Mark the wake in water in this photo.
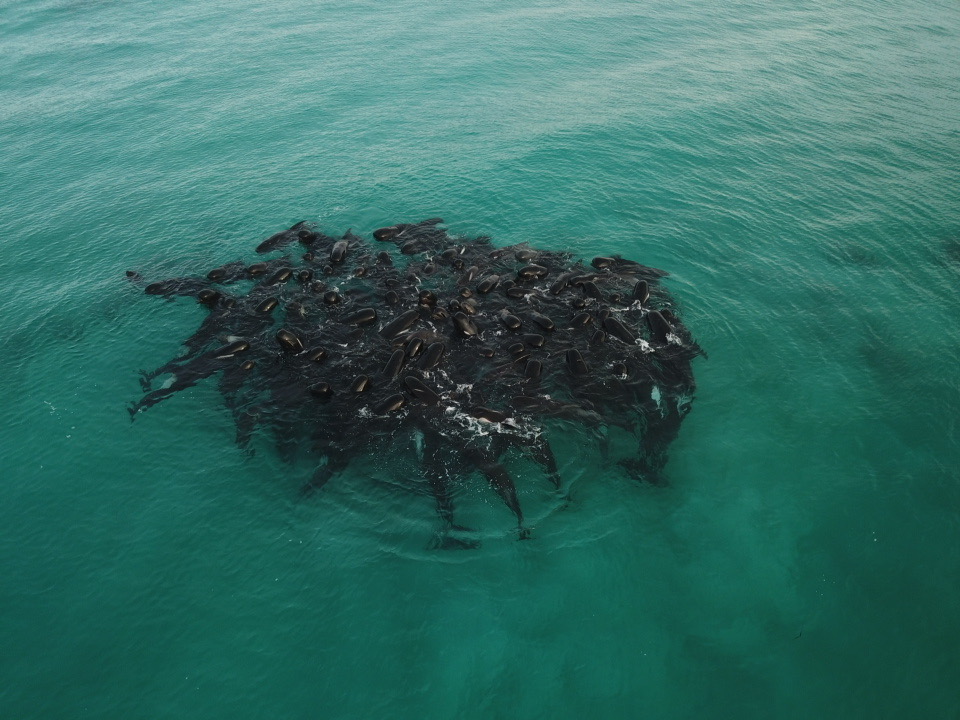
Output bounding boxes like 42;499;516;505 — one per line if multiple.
128;219;703;545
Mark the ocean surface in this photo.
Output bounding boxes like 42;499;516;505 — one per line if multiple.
2;0;959;717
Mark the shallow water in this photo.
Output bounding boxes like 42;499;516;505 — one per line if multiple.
2;0;959;717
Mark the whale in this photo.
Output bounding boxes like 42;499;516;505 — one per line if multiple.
131;218;703;541
256;221;308;254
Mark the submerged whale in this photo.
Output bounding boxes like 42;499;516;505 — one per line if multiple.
129;219;703;544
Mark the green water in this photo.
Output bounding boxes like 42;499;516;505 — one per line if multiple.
2;0;959;717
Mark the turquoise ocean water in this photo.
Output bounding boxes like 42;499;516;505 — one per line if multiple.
2;0;959;717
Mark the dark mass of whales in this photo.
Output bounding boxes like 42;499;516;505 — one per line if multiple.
129;219;703;544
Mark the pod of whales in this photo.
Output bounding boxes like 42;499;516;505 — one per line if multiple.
128;219;703;545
